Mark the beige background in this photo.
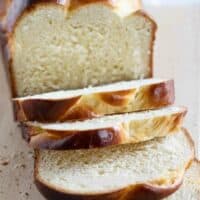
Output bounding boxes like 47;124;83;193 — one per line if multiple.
0;3;200;200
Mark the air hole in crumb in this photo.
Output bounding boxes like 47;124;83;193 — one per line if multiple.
53;36;57;41
113;65;119;69
98;170;105;175
56;159;63;165
49;20;53;25
84;161;89;165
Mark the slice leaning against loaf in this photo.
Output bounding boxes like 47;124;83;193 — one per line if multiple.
13;78;175;123
21;106;187;150
34;129;194;200
8;0;156;97
166;159;200;200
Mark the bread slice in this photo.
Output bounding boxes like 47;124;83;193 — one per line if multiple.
34;129;194;200
166;159;200;200
8;0;156;97
13;78;174;123
21;106;187;150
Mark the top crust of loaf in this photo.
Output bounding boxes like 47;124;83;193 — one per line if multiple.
31;0;142;12
7;0;156;97
0;0;142;34
34;128;194;200
0;0;142;32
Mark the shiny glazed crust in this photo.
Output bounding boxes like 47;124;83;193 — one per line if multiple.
34;128;195;200
3;0;156;97
21;107;187;150
14;80;175;122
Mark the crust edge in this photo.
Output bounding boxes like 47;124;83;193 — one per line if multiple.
34;128;195;200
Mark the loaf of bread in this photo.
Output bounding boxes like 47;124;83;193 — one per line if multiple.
22;106;187;150
7;0;156;97
14;78;174;122
166;159;200;200
34;129;194;200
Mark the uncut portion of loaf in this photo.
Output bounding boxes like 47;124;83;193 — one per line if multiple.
35;129;194;200
14;78;174;122
22;106;186;150
9;0;156;97
166;159;200;200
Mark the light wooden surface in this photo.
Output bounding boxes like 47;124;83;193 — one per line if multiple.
0;3;199;200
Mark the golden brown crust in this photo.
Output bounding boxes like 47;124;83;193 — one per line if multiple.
22;125;125;150
14;96;81;122
14;80;174;122
34;128;195;200
1;0;142;34
27;0;142;12
99;89;136;106
21;107;186;150
35;178;182;200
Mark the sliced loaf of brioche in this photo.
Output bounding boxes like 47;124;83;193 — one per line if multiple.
8;0;156;97
22;106;186;150
14;78;174;122
34;129;194;200
166;159;200;200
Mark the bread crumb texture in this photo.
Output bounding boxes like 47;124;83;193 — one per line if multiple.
12;4;155;96
37;132;192;193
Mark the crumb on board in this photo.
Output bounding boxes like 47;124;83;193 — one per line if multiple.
1;160;9;166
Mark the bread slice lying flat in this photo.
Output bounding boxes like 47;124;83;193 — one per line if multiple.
34;129;194;200
14;78;174;123
22;106;186;150
166;159;200;200
8;0;156;97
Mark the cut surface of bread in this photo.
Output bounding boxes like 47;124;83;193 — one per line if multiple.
9;0;156;97
35;129;194;200
14;78;174;122
166;159;200;200
22;106;186;150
